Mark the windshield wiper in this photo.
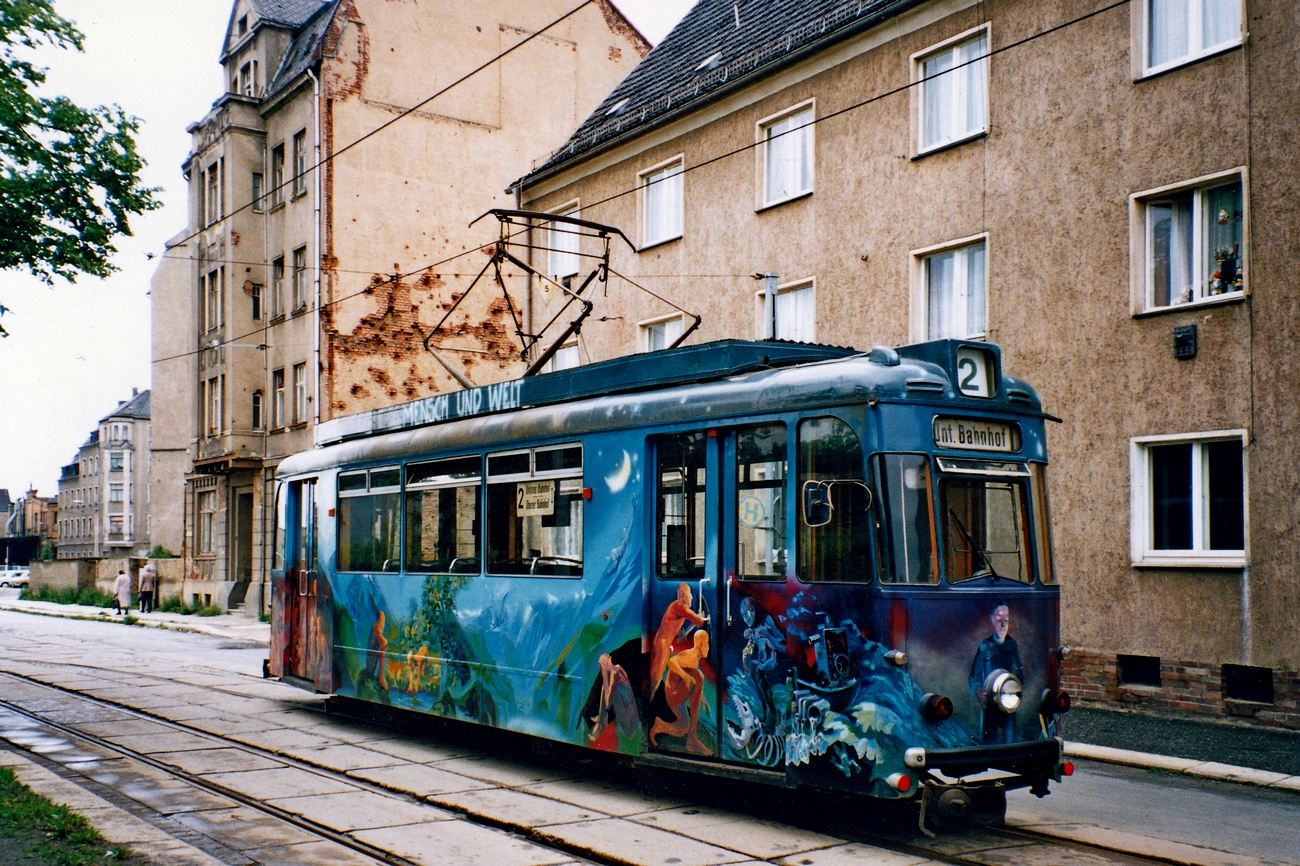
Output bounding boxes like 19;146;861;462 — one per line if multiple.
948;509;1001;580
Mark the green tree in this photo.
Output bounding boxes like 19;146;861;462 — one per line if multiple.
0;0;160;335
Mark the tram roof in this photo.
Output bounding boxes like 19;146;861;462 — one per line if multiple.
283;340;1046;479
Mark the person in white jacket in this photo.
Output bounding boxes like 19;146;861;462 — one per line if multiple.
113;570;131;615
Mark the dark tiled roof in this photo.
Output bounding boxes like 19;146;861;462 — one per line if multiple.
524;0;922;182
100;390;151;423
257;0;333;27
265;1;338;101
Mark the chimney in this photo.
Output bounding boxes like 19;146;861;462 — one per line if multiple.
132;387;138;397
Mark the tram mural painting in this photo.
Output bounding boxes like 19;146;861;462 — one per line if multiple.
269;340;1073;815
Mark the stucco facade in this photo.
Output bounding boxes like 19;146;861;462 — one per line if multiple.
150;0;648;614
515;0;1299;723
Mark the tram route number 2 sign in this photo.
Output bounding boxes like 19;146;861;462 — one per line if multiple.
517;480;555;516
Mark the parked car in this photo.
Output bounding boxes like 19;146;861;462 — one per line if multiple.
0;567;30;588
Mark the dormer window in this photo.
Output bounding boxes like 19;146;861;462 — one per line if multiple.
238;15;248;35
239;61;257;97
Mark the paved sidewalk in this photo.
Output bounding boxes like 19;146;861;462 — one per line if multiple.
0;595;270;643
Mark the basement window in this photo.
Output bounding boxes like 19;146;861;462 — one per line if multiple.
1222;664;1274;704
1117;654;1162;687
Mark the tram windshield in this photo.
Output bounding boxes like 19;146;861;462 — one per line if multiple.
939;474;1031;584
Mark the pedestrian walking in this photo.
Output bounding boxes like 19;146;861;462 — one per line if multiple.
113;569;131;615
139;563;156;614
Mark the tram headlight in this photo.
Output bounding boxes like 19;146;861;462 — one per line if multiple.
983;669;1022;714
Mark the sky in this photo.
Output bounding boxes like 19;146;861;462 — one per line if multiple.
0;0;695;502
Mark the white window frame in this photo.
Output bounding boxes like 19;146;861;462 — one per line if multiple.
547;340;580;373
1136;0;1243;78
292;362;307;424
292;246;308;311
638;155;684;250
639;313;685;352
292;130;308;197
912;25;990;157
109;483;124;503
1130;429;1247;568
272;369;286;429
753;278;816;343
756;100;815;209
909;233;988;342
1129;168;1247;315
547;201;582;285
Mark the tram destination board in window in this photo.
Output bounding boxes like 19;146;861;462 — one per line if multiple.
933;417;1020;452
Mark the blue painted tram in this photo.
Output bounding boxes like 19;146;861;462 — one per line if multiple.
270;339;1072;815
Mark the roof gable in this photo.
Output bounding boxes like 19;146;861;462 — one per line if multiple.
222;0;334;61
526;0;923;180
99;390;151;423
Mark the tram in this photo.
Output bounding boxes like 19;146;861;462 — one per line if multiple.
269;338;1072;818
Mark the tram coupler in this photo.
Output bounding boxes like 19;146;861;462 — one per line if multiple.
918;778;1007;836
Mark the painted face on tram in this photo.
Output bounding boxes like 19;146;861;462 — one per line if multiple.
990;605;1010;643
677;583;692;607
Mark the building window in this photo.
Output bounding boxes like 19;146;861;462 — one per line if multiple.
204;269;224;331
759;103;814;207
204;161;222;225
293;130;307;196
914;238;986;341
755;280;816;342
1131;432;1245;566
238;61;256;96
916;28;989;154
641;315;683;352
292;246;308;310
271;144;285;206
108;515;124;539
252;172;264;212
251;391;264;430
1144;0;1241;74
1136;174;1244;311
206;376;223;435
271;369;286;428
639;157;683;248
548;341;580;372
250;284;263;321
292;362;307;424
237;14;248;35
109;452;123;472
197;490;216;554
271;257;284;318
109;483;124;503
547;204;581;285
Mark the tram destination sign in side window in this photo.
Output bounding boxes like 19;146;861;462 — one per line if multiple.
486;444;584;577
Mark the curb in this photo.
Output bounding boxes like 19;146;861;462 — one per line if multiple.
1064;741;1300;795
0;599;270;644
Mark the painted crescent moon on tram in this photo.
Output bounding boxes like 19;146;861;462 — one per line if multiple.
605;449;633;494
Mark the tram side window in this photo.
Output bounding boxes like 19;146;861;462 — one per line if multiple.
274;482;287;572
873;453;938;584
338;467;401;573
1030;463;1056;584
292;479;317;571
737;424;787;580
798;417;871;583
405;456;481;574
940;477;1031;584
486;444;583;577
657;433;707;580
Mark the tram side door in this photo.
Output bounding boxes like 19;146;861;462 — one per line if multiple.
283;479;318;683
648;431;722;758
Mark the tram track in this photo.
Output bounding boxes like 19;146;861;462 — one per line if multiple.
0;663;1210;866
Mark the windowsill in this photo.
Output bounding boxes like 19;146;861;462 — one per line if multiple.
638;235;682;253
756;189;813;213
269;314;286;325
269;201;285;213
1136;41;1242;83
291;189;308;201
288;422;308;431
913;130;988;161
1133;291;1245;318
1132;555;1246;569
290;305;309;317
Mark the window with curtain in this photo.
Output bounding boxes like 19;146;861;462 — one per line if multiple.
1133;434;1244;564
642;316;683;352
641;159;683;247
548;207;581;284
775;283;815;343
1147;0;1240;73
762;105;814;205
1144;177;1243;309
925;241;986;340
918;32;988;153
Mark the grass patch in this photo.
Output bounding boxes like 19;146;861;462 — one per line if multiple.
154;597;223;617
0;766;138;865
19;587;115;608
121;614;138;626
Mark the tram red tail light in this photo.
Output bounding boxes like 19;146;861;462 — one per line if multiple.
1061;761;1075;777
920;693;953;722
886;772;912;793
1040;688;1072;717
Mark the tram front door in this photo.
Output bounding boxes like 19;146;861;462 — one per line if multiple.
648;424;790;766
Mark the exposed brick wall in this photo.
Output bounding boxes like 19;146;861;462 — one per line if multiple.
1061;649;1300;731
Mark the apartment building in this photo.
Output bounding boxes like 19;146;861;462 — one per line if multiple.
514;0;1299;726
57;390;151;560
150;0;648;612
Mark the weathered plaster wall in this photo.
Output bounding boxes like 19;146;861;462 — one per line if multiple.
319;0;648;417
522;0;1298;672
